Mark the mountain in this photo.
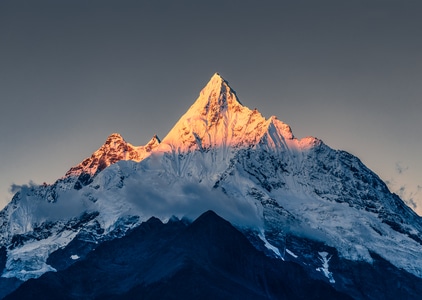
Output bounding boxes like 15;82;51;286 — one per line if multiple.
66;133;160;190
0;73;421;298
5;211;350;300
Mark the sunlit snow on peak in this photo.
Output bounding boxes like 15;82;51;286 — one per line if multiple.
159;73;304;153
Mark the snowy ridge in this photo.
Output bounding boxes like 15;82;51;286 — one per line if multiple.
0;73;422;283
65;133;160;178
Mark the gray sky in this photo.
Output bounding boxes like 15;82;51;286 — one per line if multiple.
1;0;421;215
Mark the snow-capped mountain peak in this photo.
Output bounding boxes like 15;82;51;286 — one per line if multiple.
159;73;286;152
1;73;422;297
65;133;160;187
195;72;244;113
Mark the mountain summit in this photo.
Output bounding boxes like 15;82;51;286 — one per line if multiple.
160;73;295;156
65;133;160;189
0;73;421;298
182;72;244;117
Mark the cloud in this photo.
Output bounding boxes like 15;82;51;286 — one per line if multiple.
405;197;418;210
395;162;409;174
123;176;262;228
385;177;421;215
397;185;406;197
393;184;420;213
35;190;93;221
9;180;39;195
7;180;93;223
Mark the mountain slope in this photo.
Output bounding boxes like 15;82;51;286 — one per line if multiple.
0;73;421;298
5;211;350;300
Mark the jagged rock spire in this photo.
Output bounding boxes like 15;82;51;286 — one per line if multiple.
160;73;269;151
65;133;160;180
194;72;243;114
158;72;298;154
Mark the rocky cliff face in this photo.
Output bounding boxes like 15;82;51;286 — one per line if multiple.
65;133;160;189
